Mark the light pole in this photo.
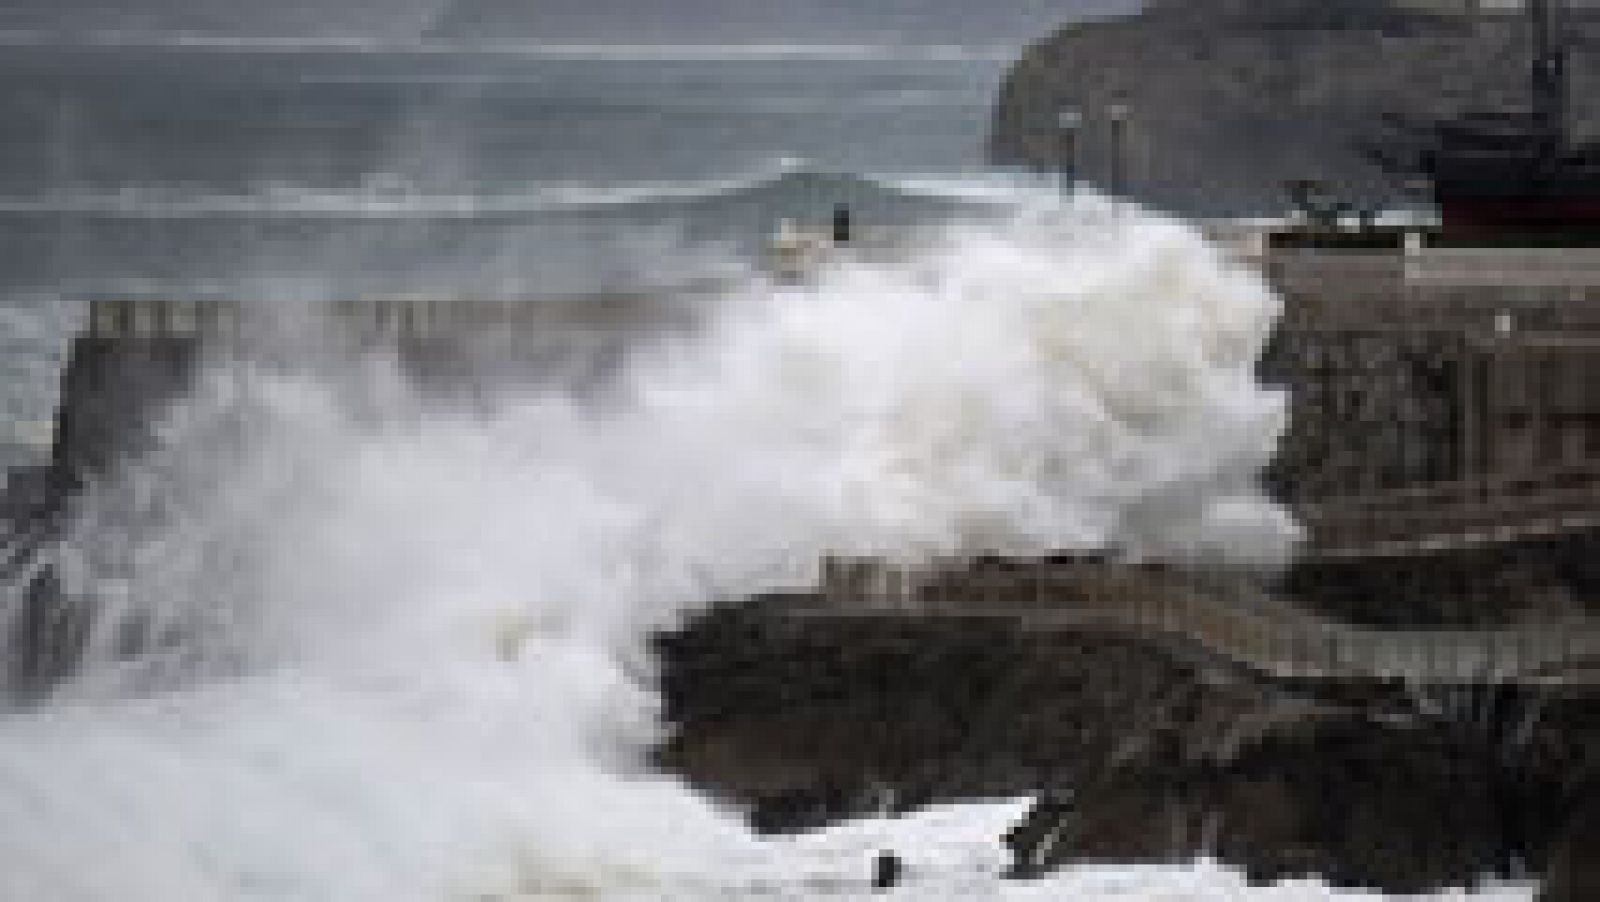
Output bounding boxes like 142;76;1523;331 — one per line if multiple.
1056;107;1082;194
1107;101;1130;198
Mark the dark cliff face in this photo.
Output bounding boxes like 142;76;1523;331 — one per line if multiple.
989;3;1600;215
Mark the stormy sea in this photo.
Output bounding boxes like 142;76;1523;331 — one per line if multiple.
0;40;1532;901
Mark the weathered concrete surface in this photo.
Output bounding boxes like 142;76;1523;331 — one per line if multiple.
1277;535;1600;627
50;336;205;490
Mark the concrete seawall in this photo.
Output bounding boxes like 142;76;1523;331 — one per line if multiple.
2;293;709;691
42;295;706;492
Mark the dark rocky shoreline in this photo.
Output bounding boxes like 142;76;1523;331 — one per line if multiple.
655;602;1600;899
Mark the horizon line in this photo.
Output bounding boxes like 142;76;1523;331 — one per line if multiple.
0;30;1039;60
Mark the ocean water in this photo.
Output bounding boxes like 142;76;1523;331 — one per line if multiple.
0;45;1013;467
0;45;1534;900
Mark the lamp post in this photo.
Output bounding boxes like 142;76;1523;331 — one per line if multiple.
1057;107;1082;194
1107;101;1130;197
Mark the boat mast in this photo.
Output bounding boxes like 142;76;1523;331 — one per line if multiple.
1530;0;1569;157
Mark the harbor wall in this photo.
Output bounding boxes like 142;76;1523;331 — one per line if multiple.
36;296;704;493
1;294;705;691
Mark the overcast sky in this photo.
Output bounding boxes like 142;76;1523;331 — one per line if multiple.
0;0;1143;45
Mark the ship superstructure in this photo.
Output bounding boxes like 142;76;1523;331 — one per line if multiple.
1383;0;1600;233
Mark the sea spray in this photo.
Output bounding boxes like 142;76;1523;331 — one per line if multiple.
0;198;1324;900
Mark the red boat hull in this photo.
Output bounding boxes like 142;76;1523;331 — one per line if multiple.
1439;197;1600;236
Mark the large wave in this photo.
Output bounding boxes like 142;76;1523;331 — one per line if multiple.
0;198;1483;900
0;161;1006;220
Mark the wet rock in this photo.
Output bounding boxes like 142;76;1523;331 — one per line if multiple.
658;606;1599;896
1541;796;1600;902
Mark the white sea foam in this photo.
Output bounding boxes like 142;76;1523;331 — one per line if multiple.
0;198;1513;900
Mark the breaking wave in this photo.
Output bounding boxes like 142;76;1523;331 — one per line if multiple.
0;196;1468;900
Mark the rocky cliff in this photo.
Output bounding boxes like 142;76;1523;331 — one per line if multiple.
990;1;1600;214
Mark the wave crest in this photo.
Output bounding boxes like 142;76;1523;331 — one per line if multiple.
1;199;1295;899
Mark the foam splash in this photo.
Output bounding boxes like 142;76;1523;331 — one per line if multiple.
0;198;1345;900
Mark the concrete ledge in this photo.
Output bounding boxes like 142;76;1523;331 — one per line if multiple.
83;295;703;341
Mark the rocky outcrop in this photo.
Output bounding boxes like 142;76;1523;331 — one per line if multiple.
1024;711;1579;893
655;605;1288;831
989;1;1600;214
656;603;1600;896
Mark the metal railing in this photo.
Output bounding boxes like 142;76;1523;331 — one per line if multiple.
798;558;1600;686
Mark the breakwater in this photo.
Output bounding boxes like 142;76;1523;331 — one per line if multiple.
3;294;705;692
42;295;703;488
